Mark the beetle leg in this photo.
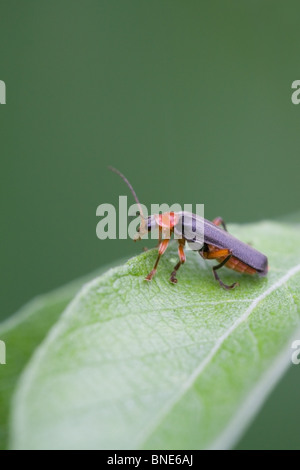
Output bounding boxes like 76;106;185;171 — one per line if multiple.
212;217;228;231
144;227;162;252
170;240;186;284
212;255;239;290
199;246;239;290
156;226;162;247
145;239;169;281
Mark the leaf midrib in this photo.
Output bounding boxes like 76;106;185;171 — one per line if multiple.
136;261;300;449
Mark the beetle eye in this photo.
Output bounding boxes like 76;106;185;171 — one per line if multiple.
147;217;154;231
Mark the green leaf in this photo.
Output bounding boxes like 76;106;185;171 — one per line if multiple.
0;261;125;450
10;222;300;450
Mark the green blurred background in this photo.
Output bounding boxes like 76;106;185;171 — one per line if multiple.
1;0;299;449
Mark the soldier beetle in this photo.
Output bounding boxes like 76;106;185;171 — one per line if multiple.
109;167;268;290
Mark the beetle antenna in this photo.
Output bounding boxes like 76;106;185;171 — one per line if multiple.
108;166;146;231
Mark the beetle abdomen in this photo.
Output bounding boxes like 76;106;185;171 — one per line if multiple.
217;255;257;275
206;244;258;275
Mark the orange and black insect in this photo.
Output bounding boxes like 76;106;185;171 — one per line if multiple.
109;167;268;290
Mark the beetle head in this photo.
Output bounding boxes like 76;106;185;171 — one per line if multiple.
134;215;157;241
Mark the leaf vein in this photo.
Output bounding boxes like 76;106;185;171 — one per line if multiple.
137;262;300;448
